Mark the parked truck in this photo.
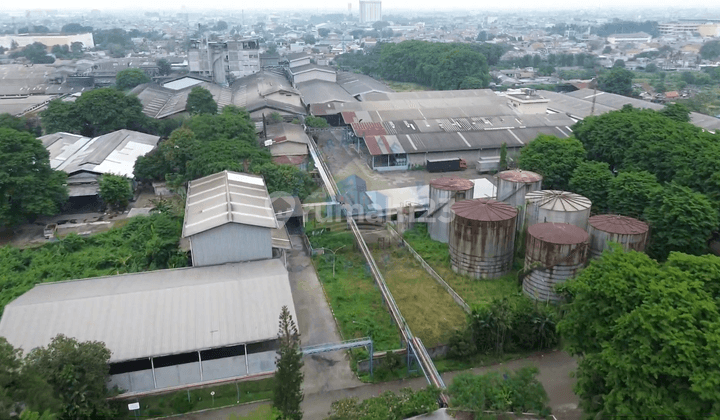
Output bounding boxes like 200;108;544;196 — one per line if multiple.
426;158;467;173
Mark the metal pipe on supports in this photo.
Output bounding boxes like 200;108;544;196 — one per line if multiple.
150;357;158;389
369;341;373;378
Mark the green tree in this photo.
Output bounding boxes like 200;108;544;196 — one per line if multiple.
598;67;633;96
273;306;304;420
10;42;54;64
99;174;133;210
644;182;718;260
659;102;691;123
518;134;586;190
0;113;41;136
557;248;720;419
499;142;508;170
612;59;625;68
0;128;68;227
115;68;150;90
303;35;316;45
156;58;172;76
568;161;614;212
186;86;218;115
327;387;440;420
645;62;658;73
607;170;661;218
42;88;151;137
25;335;116;420
700;40;720;60
268;112;283;124
304;116;329;128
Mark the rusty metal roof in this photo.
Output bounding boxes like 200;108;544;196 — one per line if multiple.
430;177;475;191
451;198;517;221
528;222;589;245
525;190;592;212
364;135;406;156
351;122;387;136
588;214;649;235
497;169;542;183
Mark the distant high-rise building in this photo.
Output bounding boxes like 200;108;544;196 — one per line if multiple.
359;0;382;23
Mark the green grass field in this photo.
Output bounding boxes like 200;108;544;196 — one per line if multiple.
372;247;467;347
308;223;401;352
403;224;522;308
134;378;274;418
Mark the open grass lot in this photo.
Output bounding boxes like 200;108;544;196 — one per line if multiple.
134;378;273;418
372;247;467;347
307;222;401;351
403;224;522;307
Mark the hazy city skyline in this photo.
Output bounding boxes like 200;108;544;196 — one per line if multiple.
3;0;720;13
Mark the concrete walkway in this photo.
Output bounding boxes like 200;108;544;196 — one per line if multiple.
183;350;580;420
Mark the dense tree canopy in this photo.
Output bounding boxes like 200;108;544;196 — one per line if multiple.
518;134;586;191
9;42;54;64
569;161;614;212
42;88;154;137
0;113;41;137
598;67;633;96
644;182;718;260
115;68;150;90
558;248;720;419
134;107;315;199
186;86;218;115
0;128;67;227
606;170;662;218
99;174;133;210
700;40;720;60
156;58;172;76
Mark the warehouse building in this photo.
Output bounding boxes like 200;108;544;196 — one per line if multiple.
311;89;576;171
0;259;297;394
40;129;160;199
183;171;292;267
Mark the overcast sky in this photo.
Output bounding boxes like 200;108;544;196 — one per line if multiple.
5;0;720;13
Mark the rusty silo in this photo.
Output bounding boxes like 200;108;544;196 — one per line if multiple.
496;169;543;232
523;223;588;303
449;199;518;279
428;177;474;243
587;214;649;259
524;190;592;231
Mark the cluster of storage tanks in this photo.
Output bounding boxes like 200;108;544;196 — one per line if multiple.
429;170;650;303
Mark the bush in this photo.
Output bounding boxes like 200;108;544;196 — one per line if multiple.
170;392;195;413
305;116;330;128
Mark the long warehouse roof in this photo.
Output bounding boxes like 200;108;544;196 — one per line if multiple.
0;259;296;362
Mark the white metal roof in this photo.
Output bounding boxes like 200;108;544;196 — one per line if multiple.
163;76;205;90
40;130;160;178
183;171;279;238
0;259;296;362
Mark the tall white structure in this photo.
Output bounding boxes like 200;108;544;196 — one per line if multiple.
188;38;260;85
359;0;382;23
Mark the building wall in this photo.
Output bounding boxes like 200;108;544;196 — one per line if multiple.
289;57;311;68
190;224;272;267
359;0;382;23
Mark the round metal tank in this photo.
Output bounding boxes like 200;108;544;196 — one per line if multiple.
496;170;543;232
587;214;649;259
524;190;592;231
449;199;518;279
428;177;474;243
523;223;588;303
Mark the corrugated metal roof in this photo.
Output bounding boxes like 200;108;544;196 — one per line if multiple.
183;171;278;238
588;214;649;235
0;259;296;362
40;130;160;178
430;177;474;191
525;190;592;212
451;198;517;221
364;135;406;156
497;169;543;183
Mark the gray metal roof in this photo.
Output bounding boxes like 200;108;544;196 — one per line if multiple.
40;130;160;177
232;72;305;116
297;79;356;105
336;72;393;97
183;171;278;238
0;259;296;362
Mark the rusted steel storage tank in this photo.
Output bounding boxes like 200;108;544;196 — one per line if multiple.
428;177;474;243
449;199;518;279
496;170;543;232
587;214;649;259
523;223;588;303
524;190;592;231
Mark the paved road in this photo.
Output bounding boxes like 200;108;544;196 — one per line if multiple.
286;235;361;395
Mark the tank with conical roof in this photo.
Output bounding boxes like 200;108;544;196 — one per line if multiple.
427;177;474;243
496;170;543;231
523;222;588;303
587;214;649;259
524;190;592;231
449;199;518;279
